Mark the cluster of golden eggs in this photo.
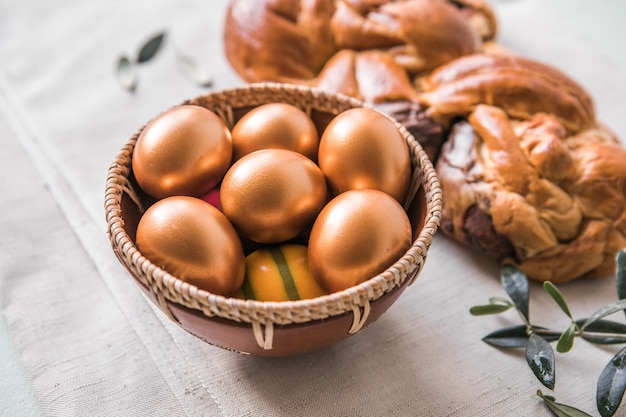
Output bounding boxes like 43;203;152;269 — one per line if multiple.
131;102;415;302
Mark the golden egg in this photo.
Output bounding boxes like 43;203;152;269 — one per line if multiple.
231;103;319;162
308;189;412;293
135;196;245;296
235;244;327;301
220;149;327;243
318;107;411;203
132;105;232;199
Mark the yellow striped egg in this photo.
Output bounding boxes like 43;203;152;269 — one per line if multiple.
235;244;327;301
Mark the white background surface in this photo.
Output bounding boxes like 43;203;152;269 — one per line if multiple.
2;1;626;416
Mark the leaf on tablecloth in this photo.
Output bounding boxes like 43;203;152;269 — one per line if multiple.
556;323;576;353
501;265;529;321
482;324;529;348
597;346;626;417
526;333;555;390
537;390;593;417
544;281;573;320
137;31;166;63
177;51;213;87
116;55;137;92
616;250;626;318
582;300;626;331
577;318;626;345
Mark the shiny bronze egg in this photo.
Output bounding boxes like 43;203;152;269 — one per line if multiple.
135;196;245;296
231;103;319;162
308;189;412;293
132;105;232;199
318;107;411;203
220;149;327;243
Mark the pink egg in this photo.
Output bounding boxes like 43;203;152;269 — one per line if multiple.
200;186;222;210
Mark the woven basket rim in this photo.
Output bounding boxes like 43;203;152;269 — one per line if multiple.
105;82;443;327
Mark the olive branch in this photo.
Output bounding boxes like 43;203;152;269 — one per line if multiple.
470;250;626;417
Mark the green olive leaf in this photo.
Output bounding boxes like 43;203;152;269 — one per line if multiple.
137;31;166;63
576;318;626;345
582;300;626;331
177;51;213;87
489;296;513;305
576;318;626;334
597;346;626;417
482;325;559;348
482;324;530;348
526;333;555;390
583;334;626;345
616;250;626;318
501;265;530;321
537;390;594;417
541;392;557;402
116;55;137;92
544;281;573;319
556;323;577;353
469;303;512;316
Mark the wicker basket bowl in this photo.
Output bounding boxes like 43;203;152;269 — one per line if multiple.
105;83;442;357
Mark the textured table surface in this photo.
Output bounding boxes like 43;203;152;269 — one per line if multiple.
2;1;626;416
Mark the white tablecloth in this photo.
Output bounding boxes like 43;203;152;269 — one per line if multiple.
2;1;626;416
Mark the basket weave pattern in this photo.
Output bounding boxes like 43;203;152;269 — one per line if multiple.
105;83;442;335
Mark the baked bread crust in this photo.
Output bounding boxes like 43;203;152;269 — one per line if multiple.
426;55;626;282
417;53;595;132
224;0;336;83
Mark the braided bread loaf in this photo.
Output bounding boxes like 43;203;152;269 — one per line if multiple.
223;0;626;282
419;54;626;282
